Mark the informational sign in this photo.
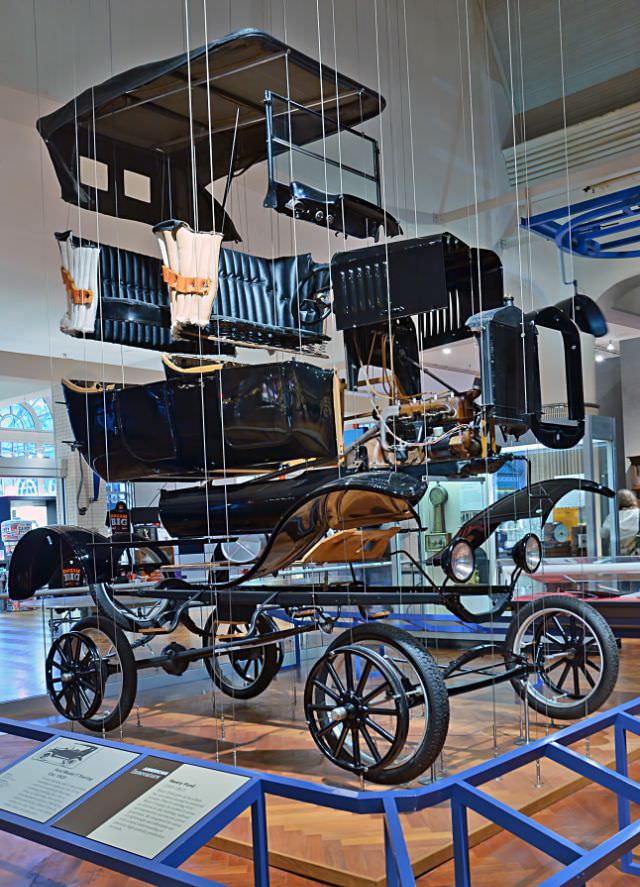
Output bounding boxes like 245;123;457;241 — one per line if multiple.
0;738;138;823
56;755;248;858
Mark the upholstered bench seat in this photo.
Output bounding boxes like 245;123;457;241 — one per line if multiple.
57;232;330;354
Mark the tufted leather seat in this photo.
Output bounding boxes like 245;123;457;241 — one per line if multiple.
203;248;329;348
62;235;330;353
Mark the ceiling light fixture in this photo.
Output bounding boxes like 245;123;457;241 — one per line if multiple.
595;354;604;363
606;340;615;352
442;347;452;356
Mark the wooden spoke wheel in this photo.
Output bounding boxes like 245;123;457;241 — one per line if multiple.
46;631;103;722
305;644;409;778
203;612;280;699
66;617;138;732
323;623;450;784
506;595;619;720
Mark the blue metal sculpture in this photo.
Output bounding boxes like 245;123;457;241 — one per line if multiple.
522;185;640;258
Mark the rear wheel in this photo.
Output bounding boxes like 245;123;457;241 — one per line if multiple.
69;616;137;732
314;623;449;784
203;612;279;699
46;632;103;722
306;644;410;776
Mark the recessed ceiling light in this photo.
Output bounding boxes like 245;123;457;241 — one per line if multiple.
442;347;452;356
595;354;604;363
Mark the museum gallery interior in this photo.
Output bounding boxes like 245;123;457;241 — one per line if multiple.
1;0;640;884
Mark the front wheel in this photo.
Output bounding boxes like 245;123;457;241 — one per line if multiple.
506;594;619;721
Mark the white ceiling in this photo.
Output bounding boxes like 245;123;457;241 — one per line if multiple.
485;0;640;114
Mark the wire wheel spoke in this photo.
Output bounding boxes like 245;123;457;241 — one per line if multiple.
366;707;399;716
355;658;373;696
545;658;570;673
334;723;349;758
572;665;581;697
77;684;93;713
350;726;361;767
553;661;572;692
362;683;387;704
236;659;251;679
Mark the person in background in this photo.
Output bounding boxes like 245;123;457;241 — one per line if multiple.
602;489;640;556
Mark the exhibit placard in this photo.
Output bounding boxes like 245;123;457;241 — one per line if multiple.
0;738;139;823
56;755;249;858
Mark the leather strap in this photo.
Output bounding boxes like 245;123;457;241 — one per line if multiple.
162;265;212;296
61;267;93;306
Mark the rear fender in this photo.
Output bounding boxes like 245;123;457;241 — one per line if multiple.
8;526;112;600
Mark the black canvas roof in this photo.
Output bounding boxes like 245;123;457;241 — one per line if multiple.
37;28;386;233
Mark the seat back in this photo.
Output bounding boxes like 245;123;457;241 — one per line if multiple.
214;249;327;334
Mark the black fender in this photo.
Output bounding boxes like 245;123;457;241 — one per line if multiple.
435;477;613;555
8;526;112;601
554;292;608;338
8;526;169;601
213;469;426;588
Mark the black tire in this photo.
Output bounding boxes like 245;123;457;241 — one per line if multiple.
71;616;138;732
326;623;449;784
505;594;619;721
203;612;279;699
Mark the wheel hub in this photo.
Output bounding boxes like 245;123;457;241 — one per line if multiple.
330;694;368;725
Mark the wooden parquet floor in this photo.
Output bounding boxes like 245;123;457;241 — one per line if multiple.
0;612;639;885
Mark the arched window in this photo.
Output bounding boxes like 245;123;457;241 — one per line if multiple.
28;398;54;431
0;398;55;460
0;404;36;431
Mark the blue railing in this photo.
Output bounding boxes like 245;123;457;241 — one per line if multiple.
1;699;640;885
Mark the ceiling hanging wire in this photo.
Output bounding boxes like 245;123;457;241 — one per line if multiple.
282;0;304;357
200;0;225;766
32;0;60;704
463;0;502;755
397;0;435;693
504;0;531;490
514;0;536;320
373;0;397;414
557;0;578;295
